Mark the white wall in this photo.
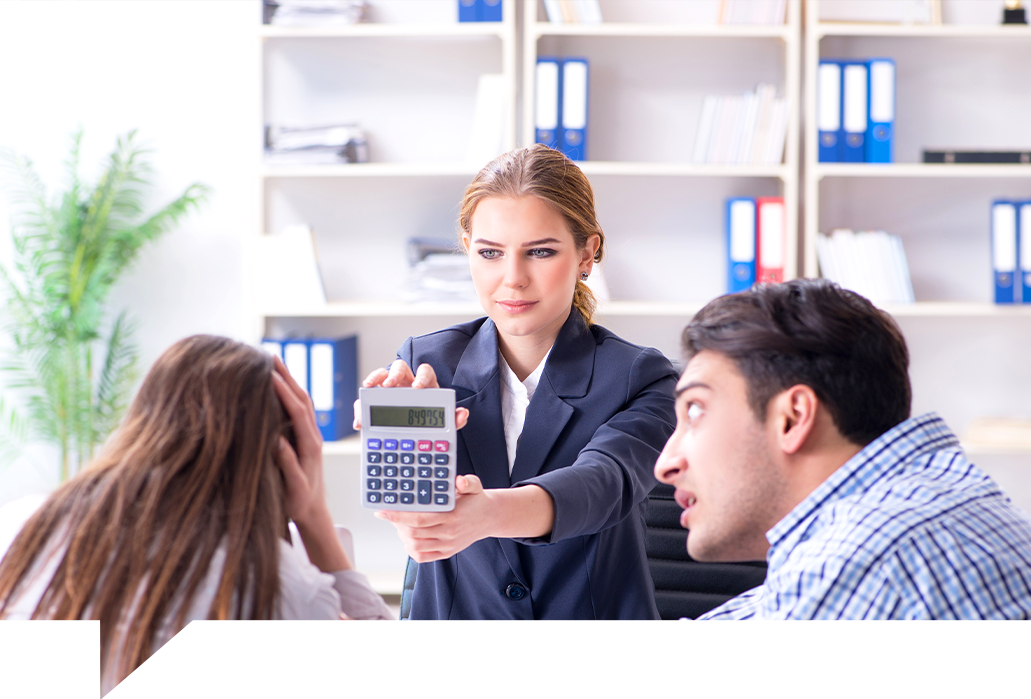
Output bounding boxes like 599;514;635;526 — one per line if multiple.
0;0;260;503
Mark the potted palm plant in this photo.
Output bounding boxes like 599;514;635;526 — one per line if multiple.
0;130;210;481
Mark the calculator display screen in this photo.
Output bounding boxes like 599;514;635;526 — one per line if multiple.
370;406;447;429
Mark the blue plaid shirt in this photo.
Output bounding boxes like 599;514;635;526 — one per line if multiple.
701;413;1031;619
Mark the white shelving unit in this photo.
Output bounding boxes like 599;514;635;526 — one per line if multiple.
802;1;1031;498
521;0;801;357
257;0;519;594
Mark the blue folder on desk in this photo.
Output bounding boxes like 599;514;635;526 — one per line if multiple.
866;58;895;163
992;200;1018;304
841;61;868;163
727;197;757;293
817;61;842;162
478;639;655;659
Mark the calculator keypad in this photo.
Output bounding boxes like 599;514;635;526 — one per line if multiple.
364;437;454;512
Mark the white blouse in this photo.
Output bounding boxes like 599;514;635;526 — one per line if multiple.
498;348;551;476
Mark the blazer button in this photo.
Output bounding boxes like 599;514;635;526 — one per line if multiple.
505;583;527;601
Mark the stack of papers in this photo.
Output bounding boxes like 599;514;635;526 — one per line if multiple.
265;124;369;165
693;84;788;165
402;238;477;304
816;229;915;306
267;0;368;26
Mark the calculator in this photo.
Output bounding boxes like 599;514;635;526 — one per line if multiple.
359;387;457;512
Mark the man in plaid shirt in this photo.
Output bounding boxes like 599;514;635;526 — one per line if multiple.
655;279;1031;619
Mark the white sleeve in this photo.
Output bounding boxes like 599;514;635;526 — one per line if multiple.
329;570;395;620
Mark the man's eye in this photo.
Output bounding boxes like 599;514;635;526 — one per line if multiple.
686;403;703;421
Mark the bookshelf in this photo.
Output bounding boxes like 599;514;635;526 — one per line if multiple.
522;0;802;354
257;0;518;594
802;1;1031;490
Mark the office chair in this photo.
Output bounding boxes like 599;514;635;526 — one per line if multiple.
645;482;767;619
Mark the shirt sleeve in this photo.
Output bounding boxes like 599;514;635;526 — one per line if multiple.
512;346;678;544
276;540;393;620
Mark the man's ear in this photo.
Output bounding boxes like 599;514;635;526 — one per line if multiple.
769;384;819;455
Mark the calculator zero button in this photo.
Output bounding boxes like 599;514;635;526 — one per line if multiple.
367;492;381;503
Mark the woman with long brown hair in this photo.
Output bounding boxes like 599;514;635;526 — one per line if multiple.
0;335;391;693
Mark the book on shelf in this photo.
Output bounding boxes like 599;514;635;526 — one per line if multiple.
542;0;602;24
924;150;1031;165
265;0;368;26
818;59;895;163
718;0;786;25
693;84;787;165
253;225;326;310
816;228;914;305
534;57;589;161
265;124;369;165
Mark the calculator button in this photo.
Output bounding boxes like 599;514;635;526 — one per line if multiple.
366;439;381;450
434;441;449;452
384;439;398;450
417;441;432;452
384;479;398;491
384;452;398;464
434;467;449;479
434;480;449;492
384;466;398;478
400;466;415;478
367;479;381;490
400;453;415;465
367;452;382;463
417;466;432;479
367;465;381;477
400;493;414;504
434;454;450;465
401;480;414;492
400;440;415;451
418;454;432;465
434;494;449;506
367;492;381;503
383;493;398;505
417;481;432;505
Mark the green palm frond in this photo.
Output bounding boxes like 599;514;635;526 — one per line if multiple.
0;130;210;480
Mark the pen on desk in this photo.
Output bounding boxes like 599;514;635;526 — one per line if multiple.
472;651;540;663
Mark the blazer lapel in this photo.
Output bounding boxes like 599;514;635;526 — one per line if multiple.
452;319;511;490
510;310;596;484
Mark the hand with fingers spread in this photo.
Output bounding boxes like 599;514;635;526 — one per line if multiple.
352;359;469;431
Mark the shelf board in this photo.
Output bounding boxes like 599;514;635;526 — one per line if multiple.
532;22;791;39
577;162;790;178
814;163;1031;179
260;23;506;39
879;302;1031;318
817;22;1031;38
261;162;482;178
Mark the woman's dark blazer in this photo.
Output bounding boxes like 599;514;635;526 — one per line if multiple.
399;310;678;619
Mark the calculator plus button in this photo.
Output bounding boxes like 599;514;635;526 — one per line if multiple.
417;440;432;452
400;440;415;451
417;466;432;479
367;452;382;464
400;453;415;465
366;439;382;450
434;441;449;452
384;479;398;491
367;492;381;504
417;454;432;465
434;480;449;492
384;439;398;450
417;481;432;505
400;466;415;479
384;466;398;478
434;467;449;479
366;465;381;477
401;480;414;492
367;479;381;490
384;452;398;464
383;493;398;505
434;454;450;465
434;494;449;506
400;493;414;504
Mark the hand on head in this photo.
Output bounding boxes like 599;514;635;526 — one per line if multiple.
271;354;326;527
352;360;469;430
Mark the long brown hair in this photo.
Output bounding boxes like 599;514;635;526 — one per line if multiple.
458;144;606;325
0;335;291;683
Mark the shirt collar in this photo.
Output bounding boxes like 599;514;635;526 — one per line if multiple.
765;412;960;551
498;347;551;399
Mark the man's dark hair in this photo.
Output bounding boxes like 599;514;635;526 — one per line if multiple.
683;279;911;446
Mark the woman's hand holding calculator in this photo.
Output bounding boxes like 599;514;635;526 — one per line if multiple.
352;360;469;431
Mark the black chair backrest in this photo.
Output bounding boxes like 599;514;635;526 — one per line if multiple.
646;482;767;619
